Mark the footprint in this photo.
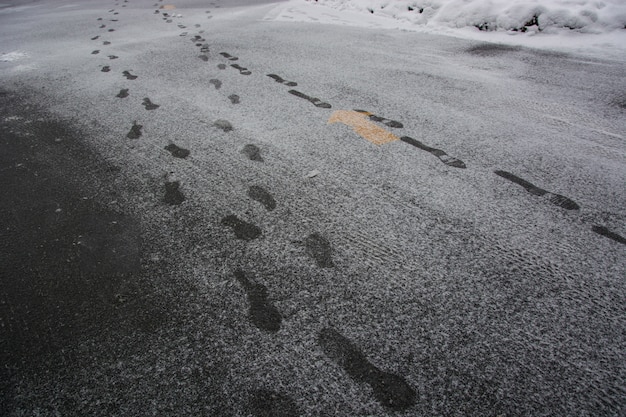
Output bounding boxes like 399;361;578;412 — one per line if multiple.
200;44;209;53
247;389;299;417
592;226;626;245
126;121;142;139
91;50;100;55
355;109;403;128
122;70;137;80
234;269;281;333
221;215;262;241
213;119;233;132
288;89;331;109
400;136;466;169
241;144;263;162
116;88;129;98
228;94;240;104
219;52;238;61
142;97;160;110
304;233;333;268
267;73;297;87
99;24;106;28
231;64;251;75
217;63;227;70
179;31;188;37
209;79;222;90
91;35;100;40
199;55;209;62
101;65;111;72
248;186;276;211
108;55;119;60
103;41;111;45
108;28;115;32
318;328;416;411
97;17;103;21
494;170;580;210
547;194;580;210
164;181;185;205
164;143;190;159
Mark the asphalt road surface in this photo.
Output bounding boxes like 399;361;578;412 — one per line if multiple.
1;0;625;416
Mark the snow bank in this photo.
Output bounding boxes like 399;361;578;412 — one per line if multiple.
307;0;626;34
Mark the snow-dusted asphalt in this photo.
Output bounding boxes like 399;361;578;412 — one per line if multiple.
1;0;625;416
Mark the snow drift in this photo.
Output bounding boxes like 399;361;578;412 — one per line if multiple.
307;0;626;34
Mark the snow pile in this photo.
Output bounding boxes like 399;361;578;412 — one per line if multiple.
307;0;626;34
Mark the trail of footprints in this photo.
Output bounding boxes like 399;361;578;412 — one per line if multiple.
264;66;621;242
257;63;616;241
85;1;625;414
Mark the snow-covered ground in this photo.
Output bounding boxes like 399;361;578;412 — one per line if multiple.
1;0;625;415
266;0;626;59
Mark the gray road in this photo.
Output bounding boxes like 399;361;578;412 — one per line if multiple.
1;0;625;416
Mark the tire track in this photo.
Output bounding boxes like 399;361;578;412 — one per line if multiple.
505;97;624;145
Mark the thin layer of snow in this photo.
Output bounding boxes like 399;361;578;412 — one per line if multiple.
0;5;38;14
265;0;626;60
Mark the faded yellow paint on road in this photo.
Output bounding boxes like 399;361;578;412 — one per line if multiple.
160;4;176;10
328;110;399;145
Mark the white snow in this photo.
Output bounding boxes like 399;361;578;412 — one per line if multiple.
0;51;28;62
265;0;626;59
310;0;626;32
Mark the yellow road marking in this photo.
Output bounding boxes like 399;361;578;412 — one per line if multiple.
160;4;176;10
328;110;399;145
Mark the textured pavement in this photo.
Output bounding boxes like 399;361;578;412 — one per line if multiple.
1;0;625;416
